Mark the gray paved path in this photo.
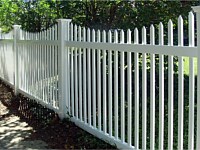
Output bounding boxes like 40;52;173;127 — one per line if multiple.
0;101;48;149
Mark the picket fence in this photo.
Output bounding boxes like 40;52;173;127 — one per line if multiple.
1;6;200;150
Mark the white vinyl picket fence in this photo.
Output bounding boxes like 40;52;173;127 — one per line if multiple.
1;6;200;150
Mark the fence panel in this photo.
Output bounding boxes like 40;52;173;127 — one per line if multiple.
17;24;59;112
0;30;14;86
66;11;198;149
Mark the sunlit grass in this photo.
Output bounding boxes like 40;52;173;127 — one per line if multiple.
184;57;197;75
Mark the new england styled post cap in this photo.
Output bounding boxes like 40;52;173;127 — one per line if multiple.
13;25;21;28
192;6;200;12
57;19;72;23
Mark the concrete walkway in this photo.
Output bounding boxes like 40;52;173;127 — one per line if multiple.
0;101;48;149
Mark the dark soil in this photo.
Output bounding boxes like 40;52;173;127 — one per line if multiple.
0;80;117;149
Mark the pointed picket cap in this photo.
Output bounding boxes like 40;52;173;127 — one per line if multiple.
30;31;34;40
33;32;36;40
87;28;91;42
70;23;74;41
20;30;23;40
178;15;184;46
55;24;58;40
45;27;49;40
78;26;82;42
114;30;118;43
44;30;47;40
50;27;53;40
44;31;46;40
159;22;164;45
142;26;146;44
168;19;173;46
26;31;29;40
92;29;96;42
30;31;32;40
120;30;124;43
42;31;44;40
29;32;32;40
189;11;194;47
34;32;36;40
108;30;112;43
102;30;106;43
134;28;139;44
51;26;55;40
39;31;41;40
97;30;101;42
127;29;131;44
74;24;78;41
34;30;37;40
25;31;27;40
150;25;155;45
83;27;86;42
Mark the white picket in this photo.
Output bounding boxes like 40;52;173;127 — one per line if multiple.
188;11;195;150
36;32;39;99
44;30;47;102
127;29;132;146
51;27;55;106
114;29;119;139
134;27;139;149
87;28;92;126
120;30;125;143
55;25;58;107
178;15;184;150
52;27;55;107
168;19;174;150
83;27;87;123
70;23;75;117
74;24;78;119
25;32;28;92
92;29;96;128
142;26;147;150
46;30;50;103
97;29;102;131
102;30;107;134
108;30;112;136
159;22;165;150
55;24;57;107
39;32;42;100
78;26;83;121
150;24;155;150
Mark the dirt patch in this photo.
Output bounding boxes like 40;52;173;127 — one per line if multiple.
0;80;116;149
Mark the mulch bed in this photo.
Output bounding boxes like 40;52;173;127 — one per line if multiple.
0;80;116;149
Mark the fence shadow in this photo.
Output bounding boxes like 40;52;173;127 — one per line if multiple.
0;80;117;149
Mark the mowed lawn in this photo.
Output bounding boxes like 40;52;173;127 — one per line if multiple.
184;57;197;75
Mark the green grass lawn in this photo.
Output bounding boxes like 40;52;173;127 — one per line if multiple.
184;57;197;75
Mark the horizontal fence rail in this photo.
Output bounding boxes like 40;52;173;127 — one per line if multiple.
0;8;200;150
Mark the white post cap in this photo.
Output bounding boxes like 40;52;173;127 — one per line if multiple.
57;19;72;23
192;6;200;13
13;25;21;28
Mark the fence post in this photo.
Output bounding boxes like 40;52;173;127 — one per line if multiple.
57;19;72;119
13;25;21;95
193;6;200;150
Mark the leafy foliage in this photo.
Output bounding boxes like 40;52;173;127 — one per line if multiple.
0;0;199;32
